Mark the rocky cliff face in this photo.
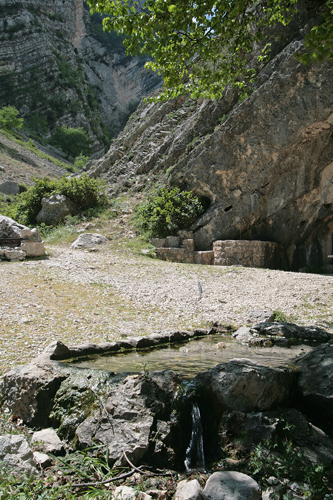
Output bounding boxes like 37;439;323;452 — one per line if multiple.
0;0;161;153
87;2;333;271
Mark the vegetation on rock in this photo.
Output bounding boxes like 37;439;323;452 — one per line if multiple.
0;105;23;131
6;175;107;226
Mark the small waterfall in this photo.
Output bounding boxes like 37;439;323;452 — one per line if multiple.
184;402;206;472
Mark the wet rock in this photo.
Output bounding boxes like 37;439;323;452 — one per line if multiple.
50;370;114;440
36;194;77;226
174;479;202;500
295;343;333;432
71;233;108;249
0;434;36;474
253;322;332;343
195;359;294;413
202;471;261;500
31;428;65;456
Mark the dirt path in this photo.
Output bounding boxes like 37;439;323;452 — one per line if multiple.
1;241;333;376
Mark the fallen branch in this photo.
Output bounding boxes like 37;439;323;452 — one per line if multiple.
122;450;173;478
72;468;139;488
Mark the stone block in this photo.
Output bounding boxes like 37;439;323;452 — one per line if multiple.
150;238;166;248
4;247;26;261
178;230;194;240
21;241;46;257
166;236;180;248
156;248;186;262
213;240;284;269
194;251;214;265
183;239;195;251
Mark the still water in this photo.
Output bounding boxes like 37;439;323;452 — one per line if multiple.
68;335;310;378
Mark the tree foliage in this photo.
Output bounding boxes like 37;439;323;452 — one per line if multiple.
50;126;92;159
0;105;24;131
87;0;332;101
135;187;208;237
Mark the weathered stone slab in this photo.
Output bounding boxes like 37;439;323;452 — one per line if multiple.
183;239;195;251
166;236;180;247
156;247;187;262
21;241;46;257
4;247;26;260
194;251;214;265
213;240;284;269
150;238;166;248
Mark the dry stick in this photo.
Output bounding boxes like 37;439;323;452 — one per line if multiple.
122;449;173;478
72;468;140;488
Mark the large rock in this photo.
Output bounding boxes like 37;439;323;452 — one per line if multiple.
295;343;333;432
202;471;261;500
31;428;65;455
75;371;181;467
36;194;77;226
174;479;202;500
195;359;295;414
0;362;68;427
71;233;108;249
0;216;46;259
0;180;20;195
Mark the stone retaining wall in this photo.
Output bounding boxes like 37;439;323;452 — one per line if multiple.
153;236;284;269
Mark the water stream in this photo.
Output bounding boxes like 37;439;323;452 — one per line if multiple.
184;402;206;472
68;334;311;378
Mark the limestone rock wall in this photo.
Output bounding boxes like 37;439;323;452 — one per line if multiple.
0;0;161;152
86;1;333;270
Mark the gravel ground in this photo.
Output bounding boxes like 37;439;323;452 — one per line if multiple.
1;241;333;376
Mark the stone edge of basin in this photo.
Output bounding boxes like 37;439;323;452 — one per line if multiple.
34;327;227;365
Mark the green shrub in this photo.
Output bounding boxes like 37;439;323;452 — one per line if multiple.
0;105;23;131
13;174;107;225
134;187;208;238
74;154;89;168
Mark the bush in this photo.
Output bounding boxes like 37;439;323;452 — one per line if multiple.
0;106;23;131
134;187;207;238
49;125;92;159
13;174;107;225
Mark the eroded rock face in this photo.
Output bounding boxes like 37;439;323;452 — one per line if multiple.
87;2;333;269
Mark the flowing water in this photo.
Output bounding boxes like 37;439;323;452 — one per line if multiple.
68;334;311;378
184;402;206;472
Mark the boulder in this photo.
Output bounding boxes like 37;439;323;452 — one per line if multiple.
295;343;333;432
0;434;36;474
253;322;332;344
36;194;77;226
174;479;202;500
33;451;53;468
75;371;180;467
0;215;32;239
3;247;26;261
202;471;261;500
0;180;20;195
31;428;65;455
0;362;68;427
195;359;295;414
71;233;108;249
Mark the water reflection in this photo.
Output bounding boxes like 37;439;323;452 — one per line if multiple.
68;335;311;378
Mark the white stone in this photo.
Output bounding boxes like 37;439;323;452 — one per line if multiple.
71;233;108;249
175;479;202;500
31;428;64;455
